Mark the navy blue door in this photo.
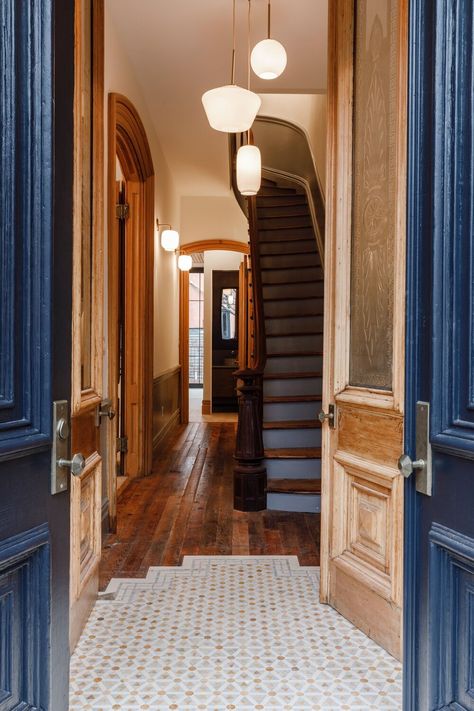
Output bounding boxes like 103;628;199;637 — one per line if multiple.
405;1;474;709
0;2;74;710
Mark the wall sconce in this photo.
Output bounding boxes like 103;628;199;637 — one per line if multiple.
177;254;193;272
157;220;180;252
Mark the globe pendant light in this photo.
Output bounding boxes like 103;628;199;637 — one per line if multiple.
157;221;180;252
237;142;261;196
202;0;261;133
251;0;287;80
177;254;193;272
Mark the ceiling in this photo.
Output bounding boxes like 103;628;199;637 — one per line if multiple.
107;0;328;197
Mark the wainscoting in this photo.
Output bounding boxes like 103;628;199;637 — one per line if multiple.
152;366;181;453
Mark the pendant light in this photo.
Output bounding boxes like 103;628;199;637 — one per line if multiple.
202;0;261;133
251;0;287;80
236;2;262;196
157;220;180;252
177;254;193;272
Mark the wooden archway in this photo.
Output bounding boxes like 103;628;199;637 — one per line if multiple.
179;239;249;423
107;93;154;530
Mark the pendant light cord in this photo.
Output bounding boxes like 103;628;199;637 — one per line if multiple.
231;0;236;84
267;0;271;39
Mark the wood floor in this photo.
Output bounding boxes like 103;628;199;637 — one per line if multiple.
100;422;320;590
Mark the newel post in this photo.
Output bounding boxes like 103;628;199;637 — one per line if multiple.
233;369;267;511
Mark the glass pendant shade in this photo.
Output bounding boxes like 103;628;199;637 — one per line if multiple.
161;229;179;252
177;254;193;272
251;38;287;79
202;85;262;133
237;144;261;196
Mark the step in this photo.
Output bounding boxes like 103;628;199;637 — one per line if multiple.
256;204;309;218
258;216;313;230
266;333;324;354
263;374;322;398
263;371;322;380
263;281;324;300
267;478;322;494
266;491;321;513
265;354;323;375
259;186;299;197
263;426;322;449
263;394;322;403
266;350;323;359
265;315;324;336
264;447;322;459
264;297;324;318
259;241;316;256
265;456;321;478
259;228;315;242
263;419;321;430
256;195;308;208
260;254;321;270
262;268;323;284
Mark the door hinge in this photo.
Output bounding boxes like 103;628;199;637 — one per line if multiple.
116;203;129;220
116;436;128;454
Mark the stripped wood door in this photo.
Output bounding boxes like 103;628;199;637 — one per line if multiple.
70;0;104;650
320;0;407;660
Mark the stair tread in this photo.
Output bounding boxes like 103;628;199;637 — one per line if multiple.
267;478;322;494
262;279;324;286
265;447;322;459
264;371;322;380
264;295;324;303
260;249;317;257
266;331;323;338
261;264;321;272
265;313;321;320
263;420;321;430
264;394;321;403
257;224;313;231
266;351;323;358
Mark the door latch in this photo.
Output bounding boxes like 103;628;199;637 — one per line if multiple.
397;401;432;496
318;404;336;428
96;398;116;427
51;400;70;495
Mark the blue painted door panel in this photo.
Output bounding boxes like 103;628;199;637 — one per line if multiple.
0;2;74;710
406;1;474;709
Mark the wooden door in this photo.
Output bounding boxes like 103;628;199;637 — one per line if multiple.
70;0;104;651
405;2;474;708
0;2;74;708
321;0;407;660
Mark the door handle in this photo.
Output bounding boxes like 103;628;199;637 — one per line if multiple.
96;399;116;427
58;453;86;477
318;404;336;428
397;454;425;479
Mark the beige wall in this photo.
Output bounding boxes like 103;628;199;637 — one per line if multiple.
180;196;248;246
202;251;243;406
105;6;180;380
258;94;328;193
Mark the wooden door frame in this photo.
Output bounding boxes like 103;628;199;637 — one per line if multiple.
107;93;154;530
179;240;249;423
320;0;408;658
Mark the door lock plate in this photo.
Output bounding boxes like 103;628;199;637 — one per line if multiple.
51;400;70;495
415;401;432;496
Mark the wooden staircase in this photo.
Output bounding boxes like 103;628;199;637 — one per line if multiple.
257;178;324;513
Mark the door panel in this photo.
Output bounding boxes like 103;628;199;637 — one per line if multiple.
321;0;407;660
70;0;104;651
0;1;74;709
405;1;474;707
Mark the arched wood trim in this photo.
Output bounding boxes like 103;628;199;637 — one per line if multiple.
179;239;249;424
107;93;154;531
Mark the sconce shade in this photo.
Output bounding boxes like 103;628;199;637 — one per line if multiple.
202;85;262;133
161;229;179;252
251;38;287;80
237;144;262;196
178;254;193;272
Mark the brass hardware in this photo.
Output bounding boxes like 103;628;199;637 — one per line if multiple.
318;404;335;428
116;203;129;220
117;436;128;454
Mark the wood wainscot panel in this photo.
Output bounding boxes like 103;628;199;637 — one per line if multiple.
337;402;403;467
153;366;181;452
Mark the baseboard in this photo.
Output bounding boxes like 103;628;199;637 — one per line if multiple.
153;408;180;453
202;400;211;415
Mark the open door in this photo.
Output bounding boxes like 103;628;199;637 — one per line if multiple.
321;0;407;660
0;2;74;709
69;0;105;651
405;2;474;708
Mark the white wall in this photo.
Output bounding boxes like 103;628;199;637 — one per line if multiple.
202;251;244;407
105;6;180;379
258;94;328;193
180;196;248;247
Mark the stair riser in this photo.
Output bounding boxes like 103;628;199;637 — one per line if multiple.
259;227;315;241
264;299;323;318
265;355;323;374
258;216;312;230
259;187;300;196
256;196;307;208
265;458;321;478
262;267;322;284
264;377;322;397
263;282;324;299
256;204;309;218
260;253;321;270
266;334;324;354
263;429;322;449
266;492;321;513
264;401;321;420
259;241;316;256
265;315;324;336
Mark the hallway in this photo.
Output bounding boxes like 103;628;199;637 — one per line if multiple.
100;422;320;591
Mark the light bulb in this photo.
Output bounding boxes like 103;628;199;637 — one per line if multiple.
251;39;287;80
178;254;193;272
237;144;261;196
161;229;179;252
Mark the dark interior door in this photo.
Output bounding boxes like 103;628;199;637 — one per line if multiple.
405;2;474;709
0;2;74;710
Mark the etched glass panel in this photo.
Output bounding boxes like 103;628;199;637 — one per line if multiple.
349;0;398;390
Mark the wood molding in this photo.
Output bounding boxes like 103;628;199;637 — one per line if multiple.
107;93;154;533
201;400;211;415
179;239;248;423
153;408;180;453
154;365;182;382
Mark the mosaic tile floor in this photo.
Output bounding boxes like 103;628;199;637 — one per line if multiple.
70;556;402;710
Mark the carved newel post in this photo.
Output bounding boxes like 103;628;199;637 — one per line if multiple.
233;369;267;511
